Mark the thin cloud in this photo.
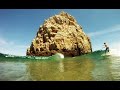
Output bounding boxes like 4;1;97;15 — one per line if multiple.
88;24;120;37
0;38;8;45
0;37;28;56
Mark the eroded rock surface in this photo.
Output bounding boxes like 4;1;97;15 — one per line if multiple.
26;11;92;57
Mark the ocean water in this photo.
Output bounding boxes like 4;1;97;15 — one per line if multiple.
0;50;120;81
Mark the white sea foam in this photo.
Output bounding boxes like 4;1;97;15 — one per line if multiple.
55;53;64;59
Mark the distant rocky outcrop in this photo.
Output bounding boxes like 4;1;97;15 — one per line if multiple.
26;11;92;57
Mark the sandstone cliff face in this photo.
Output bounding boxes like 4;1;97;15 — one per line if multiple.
26;11;92;57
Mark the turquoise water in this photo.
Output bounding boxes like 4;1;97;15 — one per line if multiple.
0;50;120;81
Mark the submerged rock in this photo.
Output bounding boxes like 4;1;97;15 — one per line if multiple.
26;11;92;57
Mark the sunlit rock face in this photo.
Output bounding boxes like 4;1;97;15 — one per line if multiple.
26;11;92;57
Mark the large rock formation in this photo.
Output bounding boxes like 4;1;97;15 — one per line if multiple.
26;11;92;57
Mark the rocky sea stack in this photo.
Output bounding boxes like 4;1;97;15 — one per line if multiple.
26;11;92;57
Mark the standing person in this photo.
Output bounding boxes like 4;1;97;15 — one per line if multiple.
103;42;109;53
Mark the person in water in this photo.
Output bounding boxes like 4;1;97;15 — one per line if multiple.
103;43;109;53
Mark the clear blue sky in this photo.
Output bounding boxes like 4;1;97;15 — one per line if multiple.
0;9;120;56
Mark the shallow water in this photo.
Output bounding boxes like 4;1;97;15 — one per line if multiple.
0;51;120;81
